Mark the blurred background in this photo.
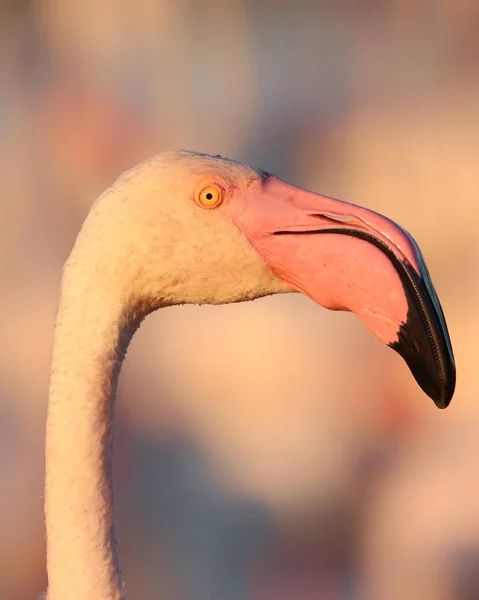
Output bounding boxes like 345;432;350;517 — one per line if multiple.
1;0;478;598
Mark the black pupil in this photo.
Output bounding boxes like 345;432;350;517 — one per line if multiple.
206;192;213;200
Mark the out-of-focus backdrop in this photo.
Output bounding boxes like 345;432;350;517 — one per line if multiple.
1;1;478;598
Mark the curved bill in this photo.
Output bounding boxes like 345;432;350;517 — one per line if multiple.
274;226;456;409
230;176;456;408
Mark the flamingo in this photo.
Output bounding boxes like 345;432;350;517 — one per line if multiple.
45;150;455;600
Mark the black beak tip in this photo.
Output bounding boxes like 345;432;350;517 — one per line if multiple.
390;331;456;409
385;248;456;410
427;366;456;409
389;307;456;410
436;390;454;410
437;363;456;408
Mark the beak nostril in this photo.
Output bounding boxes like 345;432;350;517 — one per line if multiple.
313;212;358;225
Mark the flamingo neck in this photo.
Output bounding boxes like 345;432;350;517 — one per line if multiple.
45;269;137;600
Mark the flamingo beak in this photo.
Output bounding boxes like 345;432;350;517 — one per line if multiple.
232;176;456;408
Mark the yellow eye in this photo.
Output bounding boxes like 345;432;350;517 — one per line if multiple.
195;184;223;209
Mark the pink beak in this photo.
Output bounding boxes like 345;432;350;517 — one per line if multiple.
230;175;455;408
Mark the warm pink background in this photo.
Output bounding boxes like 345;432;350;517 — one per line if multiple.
2;2;477;599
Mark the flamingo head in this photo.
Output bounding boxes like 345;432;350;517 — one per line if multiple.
93;150;455;408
